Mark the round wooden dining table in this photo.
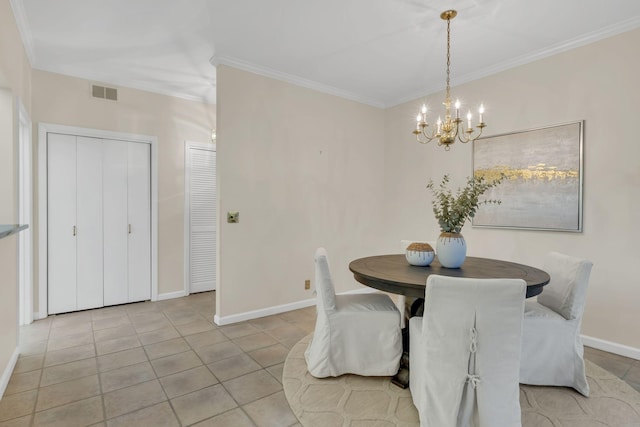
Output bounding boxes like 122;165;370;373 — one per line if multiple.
349;254;550;388
349;254;550;299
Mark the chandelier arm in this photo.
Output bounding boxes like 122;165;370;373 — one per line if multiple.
473;126;485;141
456;125;484;144
457;127;471;143
416;133;433;144
421;126;436;142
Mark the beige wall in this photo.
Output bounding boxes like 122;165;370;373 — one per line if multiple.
383;28;640;348
31;70;216;302
215;65;387;319
1;1;217;389
1;2;639;389
0;88;19;395
0;0;32;393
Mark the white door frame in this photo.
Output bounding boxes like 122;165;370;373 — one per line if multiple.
183;141;216;296
38;123;159;318
17;98;32;325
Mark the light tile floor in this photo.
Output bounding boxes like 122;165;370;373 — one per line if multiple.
584;345;640;392
1;292;314;426
1;291;638;426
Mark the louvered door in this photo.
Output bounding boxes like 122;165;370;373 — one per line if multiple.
187;145;217;293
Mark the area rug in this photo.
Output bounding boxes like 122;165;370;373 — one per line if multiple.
283;334;640;426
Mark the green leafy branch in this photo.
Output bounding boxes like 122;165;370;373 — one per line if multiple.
427;174;505;233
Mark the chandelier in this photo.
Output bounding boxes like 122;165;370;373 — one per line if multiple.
413;10;485;150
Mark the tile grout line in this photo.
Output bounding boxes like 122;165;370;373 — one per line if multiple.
7;295;309;425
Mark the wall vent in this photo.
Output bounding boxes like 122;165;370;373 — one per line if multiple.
91;84;118;101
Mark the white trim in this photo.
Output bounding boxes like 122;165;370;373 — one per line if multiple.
214;298;316;326
389;16;640;107
17;97;33;325
213;287;379;326
38;123;159;317
183;143;189;298
183;141;217;297
582;335;640;361
33;66;215;106
215;19;640;110
157;290;187;301
8;0;35;65
37;125;47;317
211;55;385;109
340;287;380;295
150;135;159;302
0;348;19;399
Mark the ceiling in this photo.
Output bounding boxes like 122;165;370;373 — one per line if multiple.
11;0;640;107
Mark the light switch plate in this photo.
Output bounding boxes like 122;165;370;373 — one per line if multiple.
227;211;239;223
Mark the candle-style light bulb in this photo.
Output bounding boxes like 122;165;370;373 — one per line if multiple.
421;104;427;122
455;100;461;119
467;111;472;130
416;114;421;130
437;116;442;134
478;104;485;124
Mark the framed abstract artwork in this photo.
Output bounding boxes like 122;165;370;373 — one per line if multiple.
472;121;583;232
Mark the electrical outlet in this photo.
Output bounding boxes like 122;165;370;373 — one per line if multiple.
305;279;311;290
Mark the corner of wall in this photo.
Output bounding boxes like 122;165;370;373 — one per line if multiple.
0;347;19;399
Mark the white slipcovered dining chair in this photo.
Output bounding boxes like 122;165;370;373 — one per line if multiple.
304;247;402;377
410;275;526;427
519;252;594;396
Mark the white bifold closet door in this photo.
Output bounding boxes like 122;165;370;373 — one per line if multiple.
103;141;128;306
188;146;217;293
101;140;151;306
48;134;150;314
48;134;104;313
127;142;151;302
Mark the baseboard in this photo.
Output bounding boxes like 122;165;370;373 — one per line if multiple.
213;287;380;326
341;287;380;295
0;348;19;399
214;297;316;326
33;311;46;321
157;290;187;301
582;334;640;361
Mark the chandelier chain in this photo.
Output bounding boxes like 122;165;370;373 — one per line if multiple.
446;16;451;102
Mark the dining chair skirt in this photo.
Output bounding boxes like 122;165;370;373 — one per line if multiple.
305;293;402;377
305;248;402;378
410;275;526;427
519;251;594;396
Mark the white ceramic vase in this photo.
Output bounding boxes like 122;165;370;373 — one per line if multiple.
405;242;435;267
436;232;467;268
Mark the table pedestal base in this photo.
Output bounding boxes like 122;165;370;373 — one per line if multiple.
391;327;410;389
391;298;425;389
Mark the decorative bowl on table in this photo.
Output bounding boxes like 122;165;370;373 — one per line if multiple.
405;242;435;267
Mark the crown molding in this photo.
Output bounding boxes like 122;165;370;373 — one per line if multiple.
388;16;640;107
32;66;217;105
211;55;386;109
9;0;35;66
